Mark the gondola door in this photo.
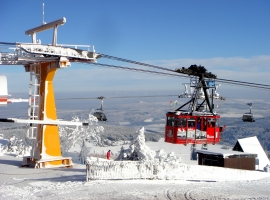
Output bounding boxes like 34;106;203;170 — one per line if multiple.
165;114;175;143
175;117;188;144
195;117;207;141
205;116;221;144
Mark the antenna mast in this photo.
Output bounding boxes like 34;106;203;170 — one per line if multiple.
42;3;45;25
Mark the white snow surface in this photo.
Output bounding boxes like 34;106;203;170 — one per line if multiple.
1;128;270;199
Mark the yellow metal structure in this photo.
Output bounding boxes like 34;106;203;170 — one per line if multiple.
1;17;99;168
23;61;73;168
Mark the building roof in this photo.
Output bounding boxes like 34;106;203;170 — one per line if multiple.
196;149;257;158
233;136;270;170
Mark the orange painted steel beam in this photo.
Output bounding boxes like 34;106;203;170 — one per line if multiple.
26;61;73;168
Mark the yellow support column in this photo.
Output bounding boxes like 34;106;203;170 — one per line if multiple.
25;61;72;168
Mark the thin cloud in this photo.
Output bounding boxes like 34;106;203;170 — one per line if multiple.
148;55;270;71
146;55;270;83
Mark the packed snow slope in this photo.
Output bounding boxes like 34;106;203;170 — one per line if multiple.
1;136;270;199
1;96;270;199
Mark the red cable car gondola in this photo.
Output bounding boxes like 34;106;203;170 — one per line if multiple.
165;65;225;145
165;111;222;145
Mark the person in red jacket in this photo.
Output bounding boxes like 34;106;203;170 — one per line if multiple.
106;150;111;160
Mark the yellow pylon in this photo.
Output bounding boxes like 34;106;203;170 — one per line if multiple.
23;60;72;168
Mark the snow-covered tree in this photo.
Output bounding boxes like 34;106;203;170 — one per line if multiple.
116;127;154;161
79;139;91;164
0;144;7;156
3;135;32;157
59;114;104;156
116;127;181;162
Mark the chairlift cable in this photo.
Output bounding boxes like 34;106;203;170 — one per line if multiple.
86;62;270;90
56;94;179;101
98;53;270;90
221;97;253;105
98;53;175;73
217;78;270;88
89;62;188;78
215;80;270;90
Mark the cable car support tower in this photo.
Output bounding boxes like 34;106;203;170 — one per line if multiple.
0;17;100;168
175;65;218;113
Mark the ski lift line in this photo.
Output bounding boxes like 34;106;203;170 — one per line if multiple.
90;62;270;89
215;80;270;90
1;42;269;89
56;97;99;100
90;61;270;89
88;62;189;78
221;97;254;105
216;80;270;89
89;62;270;90
91;62;270;90
219;97;246;104
215;79;270;89
217;77;270;88
113;64;270;89
56;94;179;101
1;42;269;90
1;43;269;90
98;53;175;73
0;42;17;46
98;52;270;88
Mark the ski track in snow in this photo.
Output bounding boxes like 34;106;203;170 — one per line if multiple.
1;153;270;199
1;116;270;199
1;179;270;199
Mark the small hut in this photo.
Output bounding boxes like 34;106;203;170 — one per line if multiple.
197;149;257;170
233;136;269;170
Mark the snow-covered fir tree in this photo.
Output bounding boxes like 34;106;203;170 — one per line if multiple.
59;114;104;156
116;127;180;162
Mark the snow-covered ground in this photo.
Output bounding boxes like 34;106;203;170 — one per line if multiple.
1;99;270;199
1;135;270;199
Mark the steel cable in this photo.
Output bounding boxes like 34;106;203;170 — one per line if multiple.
87;62;270;90
97;53;270;90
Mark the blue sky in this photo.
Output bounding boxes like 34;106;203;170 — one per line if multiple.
0;0;270;100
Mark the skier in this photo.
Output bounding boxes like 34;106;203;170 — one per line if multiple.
106;150;111;160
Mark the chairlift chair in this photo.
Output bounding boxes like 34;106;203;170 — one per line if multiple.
93;96;107;121
242;103;255;122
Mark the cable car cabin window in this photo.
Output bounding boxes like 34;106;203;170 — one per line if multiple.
215;118;219;127
167;116;174;126
208;118;216;127
188;118;195;128
197;117;202;130
175;118;186;127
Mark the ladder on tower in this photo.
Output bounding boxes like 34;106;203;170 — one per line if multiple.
27;64;41;140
